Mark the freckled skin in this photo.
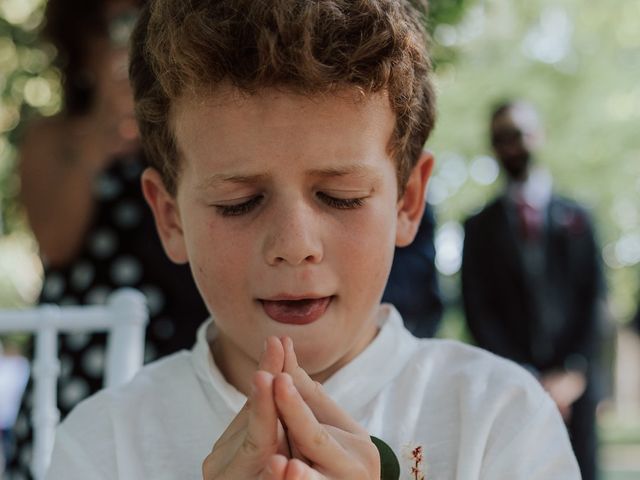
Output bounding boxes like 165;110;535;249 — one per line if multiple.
142;86;431;395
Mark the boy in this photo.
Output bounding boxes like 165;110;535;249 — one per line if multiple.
47;1;580;478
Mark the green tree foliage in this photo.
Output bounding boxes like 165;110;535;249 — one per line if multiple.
0;0;472;236
0;0;52;307
4;0;639;324
0;0;475;307
0;0;59;235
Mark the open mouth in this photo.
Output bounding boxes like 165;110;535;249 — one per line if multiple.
260;296;333;325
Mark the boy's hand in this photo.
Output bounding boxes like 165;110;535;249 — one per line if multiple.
202;338;289;479
270;337;380;479
203;336;380;479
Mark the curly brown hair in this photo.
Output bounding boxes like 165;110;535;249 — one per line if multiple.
129;0;436;196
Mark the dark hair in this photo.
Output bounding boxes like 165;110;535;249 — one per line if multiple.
490;101;514;124
130;0;437;196
44;0;143;114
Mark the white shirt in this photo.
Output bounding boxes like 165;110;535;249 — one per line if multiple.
505;166;553;212
46;305;579;479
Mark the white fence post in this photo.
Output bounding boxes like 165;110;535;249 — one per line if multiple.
30;307;61;480
0;288;148;479
105;288;148;388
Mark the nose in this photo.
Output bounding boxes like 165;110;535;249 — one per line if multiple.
262;200;323;266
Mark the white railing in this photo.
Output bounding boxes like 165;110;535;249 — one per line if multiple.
0;288;148;480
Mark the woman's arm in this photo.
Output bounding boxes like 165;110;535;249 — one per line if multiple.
19;115;116;266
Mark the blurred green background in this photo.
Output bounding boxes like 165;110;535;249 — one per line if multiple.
2;0;639;319
1;0;639;477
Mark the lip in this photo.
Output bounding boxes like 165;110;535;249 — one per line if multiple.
259;295;333;325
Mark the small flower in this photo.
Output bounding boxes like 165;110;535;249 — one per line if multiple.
402;443;426;480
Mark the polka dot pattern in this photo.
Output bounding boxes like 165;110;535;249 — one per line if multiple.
81;345;105;379
89;228;118;259
95;172;122;200
70;261;95;292
110;255;142;286
42;274;65;301
64;332;91;352
85;285;111;305
5;156;209;477
151;317;175;340
141;285;165;317
113;200;143;229
59;377;90;410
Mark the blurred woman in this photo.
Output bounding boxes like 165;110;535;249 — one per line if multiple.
6;0;208;475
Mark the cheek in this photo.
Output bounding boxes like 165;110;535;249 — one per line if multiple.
333;204;397;290
183;216;251;293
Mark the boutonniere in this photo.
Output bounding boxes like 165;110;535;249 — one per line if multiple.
403;443;426;480
370;436;400;480
551;205;586;235
370;437;428;480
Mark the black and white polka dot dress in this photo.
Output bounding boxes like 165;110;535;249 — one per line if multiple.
5;155;208;478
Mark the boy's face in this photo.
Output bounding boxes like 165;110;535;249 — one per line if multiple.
143;85;431;384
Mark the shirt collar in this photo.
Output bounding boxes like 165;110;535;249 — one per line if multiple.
505;166;553;210
189;304;419;416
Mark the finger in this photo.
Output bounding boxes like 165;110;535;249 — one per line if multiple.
260;336;285;375
273;373;345;468
281;337;365;435
203;372;273;478
212;400;251;449
288;428;306;463
219;335;284;444
260;454;288;480
276;420;291;457
226;371;280;475
285;459;325;480
244;371;280;450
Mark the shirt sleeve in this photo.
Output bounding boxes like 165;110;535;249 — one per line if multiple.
45;396;117;480
480;394;580;479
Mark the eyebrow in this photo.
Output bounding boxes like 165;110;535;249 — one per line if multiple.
196;164;377;190
195;173;269;190
306;164;376;178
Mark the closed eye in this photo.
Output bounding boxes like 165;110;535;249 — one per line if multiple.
215;195;264;217
317;192;366;209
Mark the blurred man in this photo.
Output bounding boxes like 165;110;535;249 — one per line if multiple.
462;100;605;480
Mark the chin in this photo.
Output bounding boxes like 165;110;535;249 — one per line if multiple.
298;342;351;383
294;342;332;371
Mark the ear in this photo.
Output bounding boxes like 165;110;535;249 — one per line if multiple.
396;151;434;247
141;167;189;264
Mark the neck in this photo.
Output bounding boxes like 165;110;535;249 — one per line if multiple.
211;333;256;396
209;322;380;396
507;168;530;184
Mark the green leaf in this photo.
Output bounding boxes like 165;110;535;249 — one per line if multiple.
370;435;400;480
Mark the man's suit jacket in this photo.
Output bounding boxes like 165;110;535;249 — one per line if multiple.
462;195;604;386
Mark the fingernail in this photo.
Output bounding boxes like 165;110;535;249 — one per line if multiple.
262;338;268;353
